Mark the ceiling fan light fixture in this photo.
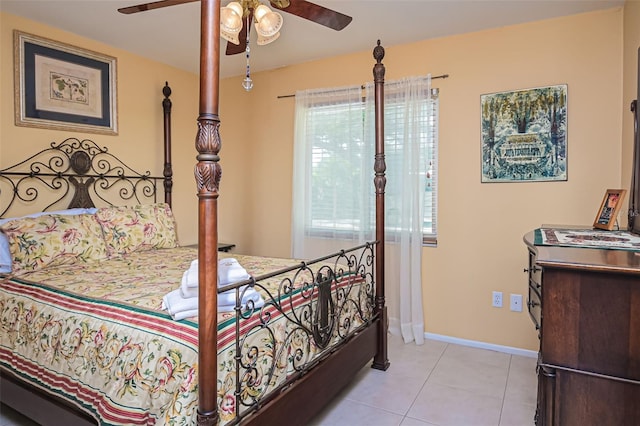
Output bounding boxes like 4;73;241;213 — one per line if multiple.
220;1;243;44
253;4;271;22
224;1;244;19
256;30;280;46
221;28;241;45
255;10;283;37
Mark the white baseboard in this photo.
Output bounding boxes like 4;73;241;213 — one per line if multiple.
424;332;538;358
389;317;538;358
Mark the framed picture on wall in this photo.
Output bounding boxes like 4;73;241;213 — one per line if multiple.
481;85;567;183
13;30;118;135
593;189;627;230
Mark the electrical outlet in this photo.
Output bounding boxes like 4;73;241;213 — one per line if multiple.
510;294;523;312
492;291;503;308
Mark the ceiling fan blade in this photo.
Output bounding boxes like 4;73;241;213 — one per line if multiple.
118;0;197;14
271;0;352;31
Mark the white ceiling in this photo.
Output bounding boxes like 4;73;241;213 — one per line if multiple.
0;0;624;79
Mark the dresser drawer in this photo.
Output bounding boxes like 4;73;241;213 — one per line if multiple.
526;249;542;336
527;249;542;290
528;283;541;336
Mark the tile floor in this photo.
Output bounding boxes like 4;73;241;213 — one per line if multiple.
1;334;537;426
310;334;537;425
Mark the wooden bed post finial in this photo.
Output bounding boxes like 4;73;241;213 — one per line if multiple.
371;39;390;372
196;0;221;425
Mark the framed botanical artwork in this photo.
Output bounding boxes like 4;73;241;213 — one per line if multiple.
481;85;567;183
14;31;118;135
593;189;627;230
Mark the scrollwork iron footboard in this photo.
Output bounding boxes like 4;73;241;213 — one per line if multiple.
217;242;377;424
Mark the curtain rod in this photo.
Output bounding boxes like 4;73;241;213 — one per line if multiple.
277;73;449;99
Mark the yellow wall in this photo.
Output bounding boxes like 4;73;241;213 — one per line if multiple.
0;12;200;245
218;8;625;351
1;7;634;351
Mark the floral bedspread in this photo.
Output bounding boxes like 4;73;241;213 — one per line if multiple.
1;271;199;425
0;247;372;425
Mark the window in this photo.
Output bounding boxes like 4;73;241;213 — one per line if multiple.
307;99;370;236
383;85;439;244
292;77;439;249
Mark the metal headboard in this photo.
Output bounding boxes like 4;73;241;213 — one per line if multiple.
0;138;167;217
0;83;173;219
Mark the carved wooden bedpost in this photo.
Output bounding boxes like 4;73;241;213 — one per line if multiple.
162;82;173;207
371;40;390;371
196;0;221;425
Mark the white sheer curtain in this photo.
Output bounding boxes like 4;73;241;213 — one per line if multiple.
291;85;372;259
365;75;434;345
293;76;436;345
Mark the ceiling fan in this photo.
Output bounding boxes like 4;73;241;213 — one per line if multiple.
118;0;353;56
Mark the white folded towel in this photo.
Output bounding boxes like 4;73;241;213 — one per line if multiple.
180;284;198;299
182;262;199;289
181;286;260;305
172;309;198;321
162;289;198;320
165;279;264;320
218;258;250;286
180;266;199;297
182;258;250;290
220;286;261;306
180;283;254;304
218;291;265;313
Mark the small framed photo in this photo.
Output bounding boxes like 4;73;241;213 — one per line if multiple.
593;189;627;230
13;31;118;135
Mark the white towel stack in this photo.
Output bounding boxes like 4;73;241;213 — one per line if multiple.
179;259;200;298
218;258;251;285
162;258;263;320
162;289;198;320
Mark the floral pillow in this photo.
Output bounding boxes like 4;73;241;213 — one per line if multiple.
96;203;178;257
1;214;108;275
0;207;96;274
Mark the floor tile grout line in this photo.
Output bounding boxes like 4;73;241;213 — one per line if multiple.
336;395;417;420
341;341;450;420
496;354;513;426
402;342;450;419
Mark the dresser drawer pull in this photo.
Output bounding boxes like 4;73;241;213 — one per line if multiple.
523;266;541;273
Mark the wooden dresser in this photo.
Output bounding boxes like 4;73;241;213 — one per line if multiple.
524;231;640;425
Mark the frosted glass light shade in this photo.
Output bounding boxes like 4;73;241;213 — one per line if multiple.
256;29;280;45
221;28;240;45
253;4;271;22
220;1;243;45
255;10;282;36
225;1;243;19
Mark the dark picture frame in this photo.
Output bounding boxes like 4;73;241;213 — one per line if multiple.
14;31;118;135
593;189;627;230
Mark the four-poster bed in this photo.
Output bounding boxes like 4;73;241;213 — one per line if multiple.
193;1;388;423
0;1;390;423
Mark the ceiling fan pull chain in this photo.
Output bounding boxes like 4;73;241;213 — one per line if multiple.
242;14;254;91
